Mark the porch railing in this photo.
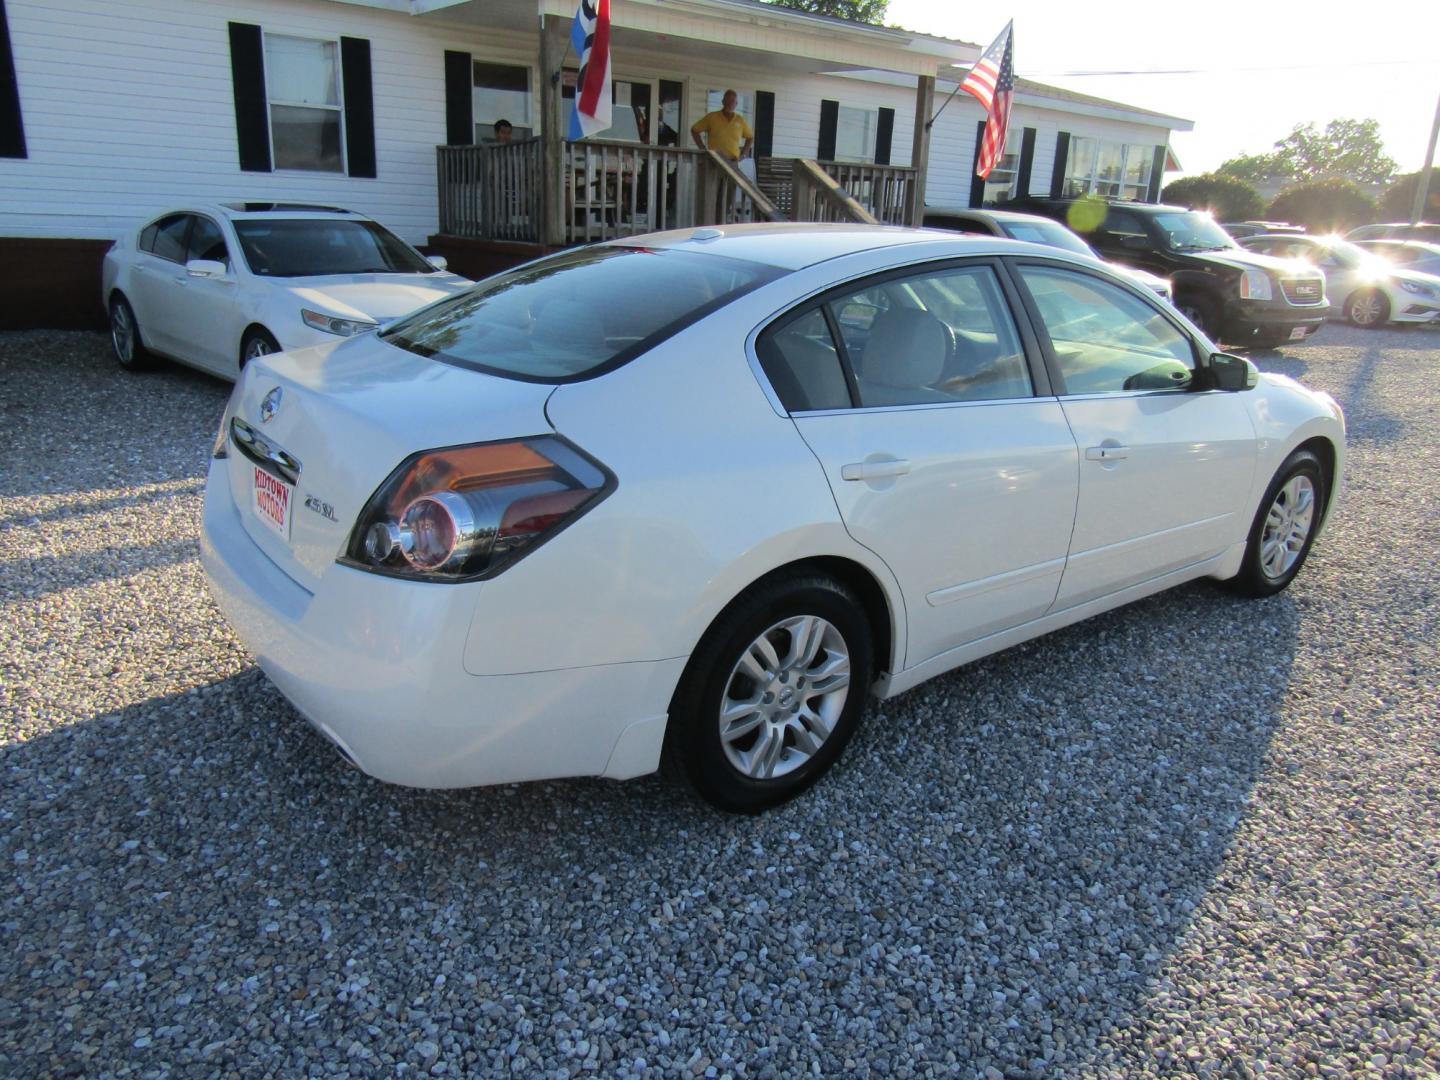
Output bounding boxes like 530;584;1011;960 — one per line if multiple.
436;142;912;245
437;138;544;243
790;158;880;225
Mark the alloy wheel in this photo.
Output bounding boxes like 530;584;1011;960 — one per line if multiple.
1348;292;1385;326
244;337;274;362
111;303;134;364
1259;474;1316;579
718;614;851;780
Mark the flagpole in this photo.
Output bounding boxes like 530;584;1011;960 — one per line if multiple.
1409;91;1440;226
927;73;968;131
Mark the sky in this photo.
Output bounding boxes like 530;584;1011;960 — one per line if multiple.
886;0;1440;179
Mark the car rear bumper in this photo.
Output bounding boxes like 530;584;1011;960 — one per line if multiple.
199;460;682;789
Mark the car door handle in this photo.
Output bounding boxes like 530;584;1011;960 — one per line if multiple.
841;458;911;481
1085;444;1130;461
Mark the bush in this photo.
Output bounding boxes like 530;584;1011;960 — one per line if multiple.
1160;173;1265;222
1265;178;1376;233
1378;168;1440;222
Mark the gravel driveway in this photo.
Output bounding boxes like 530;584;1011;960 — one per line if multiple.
2;324;1438;1078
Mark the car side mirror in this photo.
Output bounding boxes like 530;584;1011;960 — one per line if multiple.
427;255;449;271
1199;352;1258;392
186;258;228;279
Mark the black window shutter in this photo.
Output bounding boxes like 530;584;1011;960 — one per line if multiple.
1050;131;1071;198
753;90;774;159
444;50;473;145
228;22;271;172
817;99;838;161
1015;126;1036;200
874;107;894;166
0;0;25;159
340;37;376;178
968;120;986;207
1148;144;1167;202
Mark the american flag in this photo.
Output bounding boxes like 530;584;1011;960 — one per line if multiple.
959;22;1015;180
568;0;612;140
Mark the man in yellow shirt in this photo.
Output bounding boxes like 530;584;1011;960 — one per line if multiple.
691;90;754;163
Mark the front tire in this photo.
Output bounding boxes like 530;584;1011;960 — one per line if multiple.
665;573;874;813
1227;448;1326;598
1177;294;1221;341
240;328;280;367
109;295;152;371
1344;288;1390;328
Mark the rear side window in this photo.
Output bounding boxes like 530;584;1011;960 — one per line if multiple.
756;309;851;412
143;214;191;263
382;246;782;382
1018;265;1195;394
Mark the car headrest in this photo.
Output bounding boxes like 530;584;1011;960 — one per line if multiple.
863;309;949;389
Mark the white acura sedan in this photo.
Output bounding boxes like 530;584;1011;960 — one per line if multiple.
201;224;1345;812
101;203;472;379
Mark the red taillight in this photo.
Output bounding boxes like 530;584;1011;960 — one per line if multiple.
346;437;611;582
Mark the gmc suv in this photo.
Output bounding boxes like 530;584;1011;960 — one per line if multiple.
1013;198;1328;348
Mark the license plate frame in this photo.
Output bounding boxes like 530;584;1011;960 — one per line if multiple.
252;465;294;540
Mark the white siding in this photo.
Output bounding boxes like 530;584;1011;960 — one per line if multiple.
1;0;1181;243
0;0;536;243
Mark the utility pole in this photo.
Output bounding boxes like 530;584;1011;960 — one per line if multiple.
1411;91;1440;225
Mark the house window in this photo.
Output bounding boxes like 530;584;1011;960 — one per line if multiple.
982;145;1020;205
1064;138;1156;201
565;75;662;144
834;105;876;163
265;34;343;172
474;62;533;141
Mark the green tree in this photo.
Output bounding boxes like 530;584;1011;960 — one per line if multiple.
1266;178;1376;233
766;0;888;23
1218;118;1397;186
1378;167;1440;222
1161;173;1265;221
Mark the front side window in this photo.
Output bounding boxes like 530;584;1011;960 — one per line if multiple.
834;106;877;163
473;62;533;142
187;217;230;266
832;265;1032;407
143;214;191;263
1018;265;1195;395
233;219;434;277
265;34;343;172
381;246;780;382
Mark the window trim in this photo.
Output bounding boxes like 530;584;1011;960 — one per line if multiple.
263;30;347;175
747;255;1055;416
1004;256;1206;398
472;59;539;139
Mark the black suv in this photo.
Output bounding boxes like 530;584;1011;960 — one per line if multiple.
1012;198;1328;348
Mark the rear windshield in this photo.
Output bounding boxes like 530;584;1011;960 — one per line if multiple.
379;245;782;382
233;219;435;277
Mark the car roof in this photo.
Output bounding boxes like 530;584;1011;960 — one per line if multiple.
149;202;372;222
602;222;1025;270
1020;198;1190;216
923;207;1062;227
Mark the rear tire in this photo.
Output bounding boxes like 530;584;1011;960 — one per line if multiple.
240;328;280;367
1226;448;1326;598
664;573;873;813
109;295;153;372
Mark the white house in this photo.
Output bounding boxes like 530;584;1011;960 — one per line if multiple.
0;0;1191;328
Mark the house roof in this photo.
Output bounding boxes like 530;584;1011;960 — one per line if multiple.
1011;78;1191;126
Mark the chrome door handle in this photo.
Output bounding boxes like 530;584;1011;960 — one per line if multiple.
1085;445;1130;461
841;458;911;481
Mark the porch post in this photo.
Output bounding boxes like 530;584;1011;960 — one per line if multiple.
539;16;567;247
907;74;935;226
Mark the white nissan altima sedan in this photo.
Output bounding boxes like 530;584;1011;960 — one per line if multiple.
101;203;473;379
201;224;1345;812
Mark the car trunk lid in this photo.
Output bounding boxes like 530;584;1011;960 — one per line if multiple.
223;336;555;591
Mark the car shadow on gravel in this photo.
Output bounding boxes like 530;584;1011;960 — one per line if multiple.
3;577;1304;1075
